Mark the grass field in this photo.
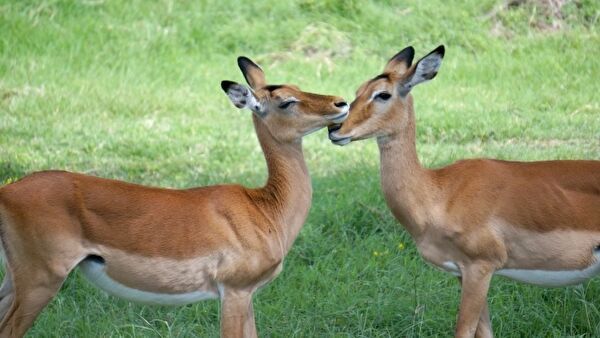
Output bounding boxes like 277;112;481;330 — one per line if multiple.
1;0;599;336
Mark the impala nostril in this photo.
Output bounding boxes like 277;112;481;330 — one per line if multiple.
334;101;348;108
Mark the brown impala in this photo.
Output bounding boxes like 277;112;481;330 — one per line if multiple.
329;45;600;337
0;56;348;337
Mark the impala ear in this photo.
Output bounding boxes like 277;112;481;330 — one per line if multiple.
398;45;444;96
237;56;266;89
383;46;415;75
221;80;264;115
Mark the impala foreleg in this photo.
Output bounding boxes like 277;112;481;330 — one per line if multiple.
475;301;492;338
455;264;494;338
456;276;493;338
220;287;257;338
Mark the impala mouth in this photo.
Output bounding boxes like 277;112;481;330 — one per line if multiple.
328;125;352;146
331;137;351;146
326;107;349;124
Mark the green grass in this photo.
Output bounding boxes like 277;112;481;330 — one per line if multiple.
1;0;599;336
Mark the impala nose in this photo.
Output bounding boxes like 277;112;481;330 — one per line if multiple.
334;101;348;108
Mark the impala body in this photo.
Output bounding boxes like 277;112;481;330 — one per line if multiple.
0;57;348;337
329;45;600;337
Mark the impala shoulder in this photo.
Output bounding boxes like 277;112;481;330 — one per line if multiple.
0;170;76;200
2;170;73;185
434;158;498;176
433;159;511;191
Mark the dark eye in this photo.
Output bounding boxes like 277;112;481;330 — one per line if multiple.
278;101;296;109
375;92;392;101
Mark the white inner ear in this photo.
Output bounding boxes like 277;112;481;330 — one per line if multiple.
400;53;442;96
227;84;262;113
245;92;262;113
412;55;441;84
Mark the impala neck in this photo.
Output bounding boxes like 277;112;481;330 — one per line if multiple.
251;115;312;253
377;101;436;239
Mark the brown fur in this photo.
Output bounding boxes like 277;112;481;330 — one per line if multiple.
0;57;347;338
331;46;600;338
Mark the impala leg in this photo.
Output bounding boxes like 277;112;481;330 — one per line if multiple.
0;270;11;297
0;265;67;338
455;264;493;338
0;269;13;320
475;301;493;338
220;288;257;338
243;300;257;338
456;276;493;338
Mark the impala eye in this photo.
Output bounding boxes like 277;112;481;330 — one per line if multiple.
278;99;297;109
374;92;392;101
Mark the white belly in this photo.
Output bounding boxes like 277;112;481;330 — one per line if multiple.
441;251;600;287
78;258;219;306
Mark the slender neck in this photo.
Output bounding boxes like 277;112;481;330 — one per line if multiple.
250;115;312;253
376;104;436;238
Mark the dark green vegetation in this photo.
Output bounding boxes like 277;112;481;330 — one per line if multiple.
1;0;599;336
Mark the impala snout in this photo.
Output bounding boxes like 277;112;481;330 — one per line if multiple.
326;109;349;124
334;100;348;108
328;100;361;146
326;99;349;124
328;124;352;146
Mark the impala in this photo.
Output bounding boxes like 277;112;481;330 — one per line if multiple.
329;45;600;337
0;56;348;337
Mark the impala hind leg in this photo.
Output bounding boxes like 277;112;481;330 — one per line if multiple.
0;265;68;338
455;264;494;338
220;287;257;338
0;269;13;320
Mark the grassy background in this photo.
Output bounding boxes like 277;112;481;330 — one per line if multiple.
1;0;599;336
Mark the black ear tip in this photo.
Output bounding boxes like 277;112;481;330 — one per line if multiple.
390;45;416;64
435;45;445;57
237;56;261;71
221;80;235;92
237;56;250;67
404;46;415;59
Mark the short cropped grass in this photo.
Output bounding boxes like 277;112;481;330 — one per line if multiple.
1;0;599;337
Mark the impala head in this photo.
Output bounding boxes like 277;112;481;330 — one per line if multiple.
221;57;348;142
329;45;445;145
